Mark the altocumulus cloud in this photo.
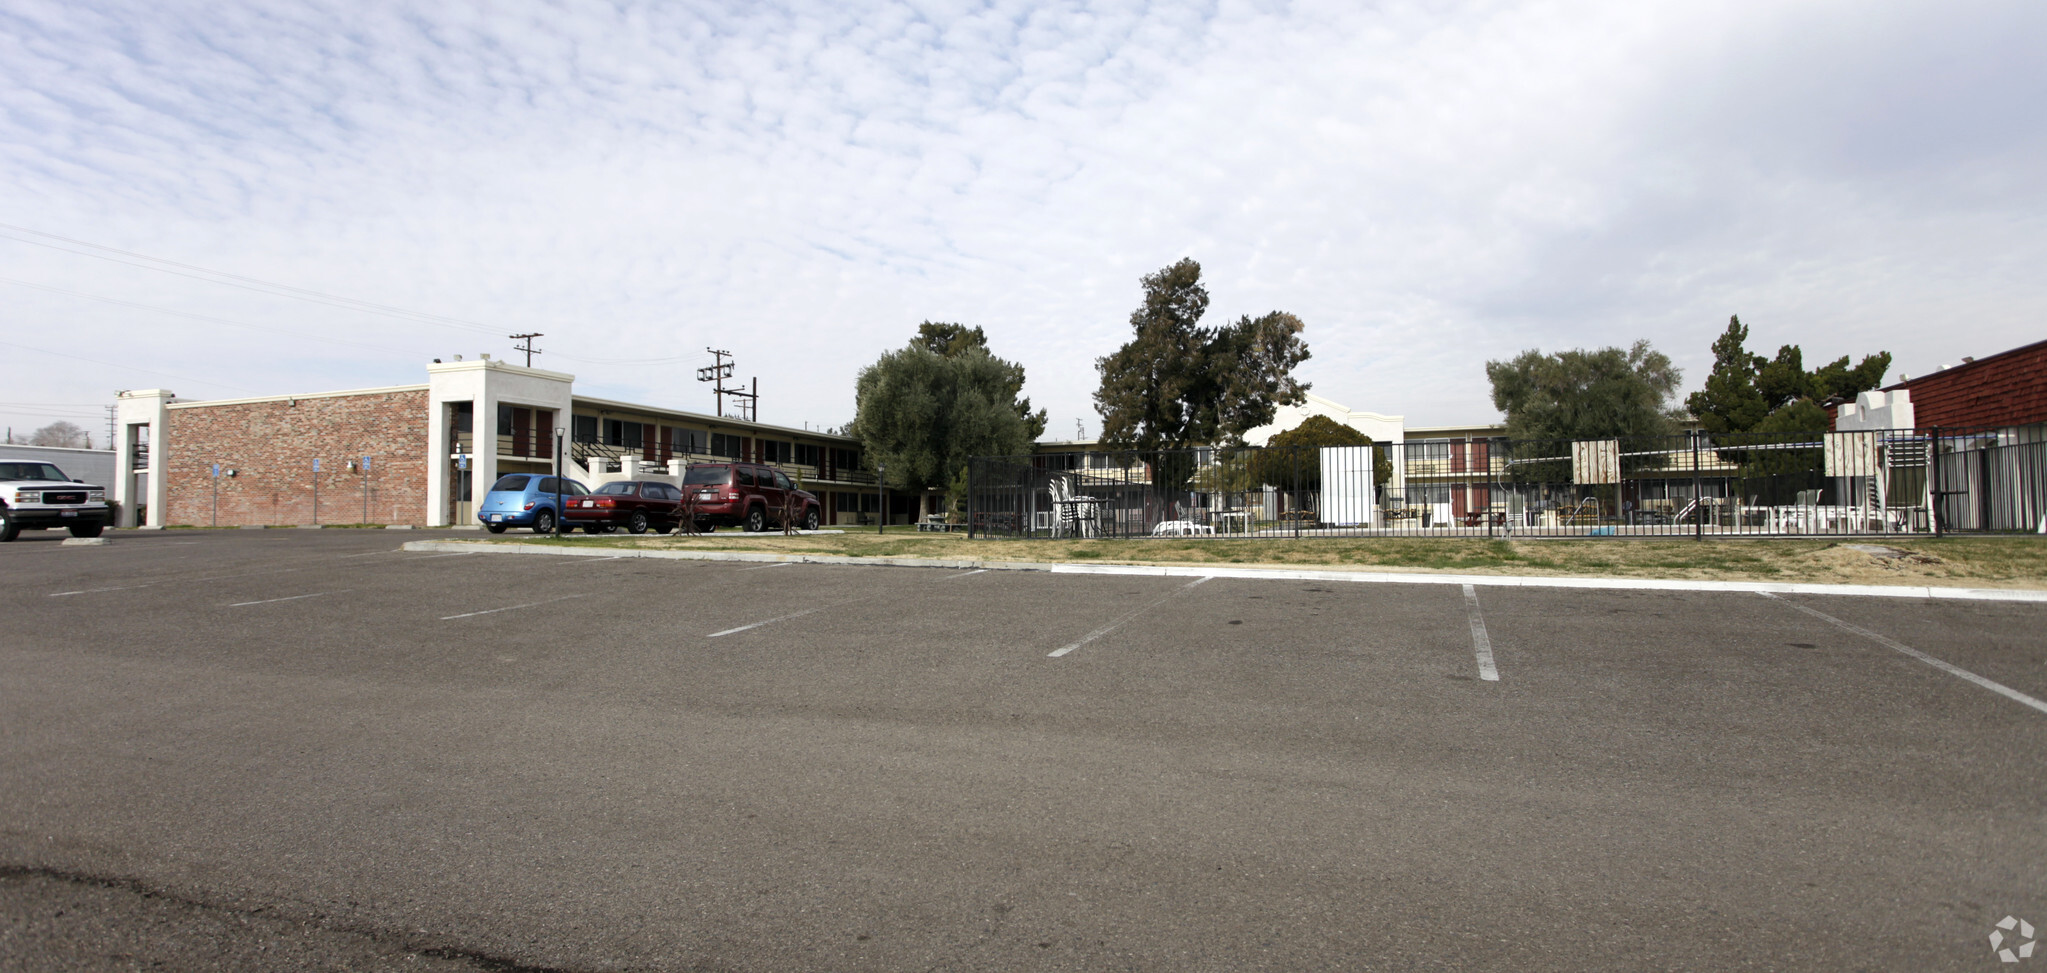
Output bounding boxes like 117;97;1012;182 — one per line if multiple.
1;0;2042;438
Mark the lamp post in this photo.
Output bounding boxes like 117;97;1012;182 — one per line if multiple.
877;462;886;535
554;427;565;537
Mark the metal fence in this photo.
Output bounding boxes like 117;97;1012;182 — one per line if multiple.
966;426;2047;539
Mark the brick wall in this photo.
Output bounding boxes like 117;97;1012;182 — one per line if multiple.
164;390;431;526
1896;339;2047;430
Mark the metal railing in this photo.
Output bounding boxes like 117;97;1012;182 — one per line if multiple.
967;426;2047;539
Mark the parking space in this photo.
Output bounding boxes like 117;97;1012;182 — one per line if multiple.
3;530;2044;971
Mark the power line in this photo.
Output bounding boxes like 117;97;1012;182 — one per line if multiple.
0;223;508;336
0;223;717;368
0;338;260;394
0;275;706;367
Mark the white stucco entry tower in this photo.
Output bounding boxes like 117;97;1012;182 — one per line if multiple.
426;360;575;527
113;389;174;528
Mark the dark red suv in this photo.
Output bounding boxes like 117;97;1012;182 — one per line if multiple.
680;463;822;532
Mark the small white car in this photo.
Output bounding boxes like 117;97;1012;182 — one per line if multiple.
0;461;110;541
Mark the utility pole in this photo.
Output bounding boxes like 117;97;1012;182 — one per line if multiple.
697;349;758;421
510;333;544;367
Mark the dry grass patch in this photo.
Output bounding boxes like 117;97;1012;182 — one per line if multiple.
474;530;2047;589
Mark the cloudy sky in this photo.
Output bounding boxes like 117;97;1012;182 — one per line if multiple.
3;0;2042;446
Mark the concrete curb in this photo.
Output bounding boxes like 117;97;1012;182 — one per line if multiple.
396;539;2047;603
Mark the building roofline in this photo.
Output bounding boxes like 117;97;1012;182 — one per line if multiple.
569;394;857;443
165;384;430;409
426;359;576;382
1884;337;2047;391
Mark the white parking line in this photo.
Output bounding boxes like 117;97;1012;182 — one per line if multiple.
49;582;156;597
338;549;399;558
228;590;346;608
50;566;304;597
939;569;988;581
1461;584;1500;682
1761;593;2047;715
737;561;793;572
441;593;586;620
410;551;478;560
1049;576;1213;659
707;606;830;638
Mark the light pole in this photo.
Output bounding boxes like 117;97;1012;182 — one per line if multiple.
554;427;566;537
877;462;886;535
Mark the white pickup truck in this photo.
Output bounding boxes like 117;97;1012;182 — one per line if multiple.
0;460;110;541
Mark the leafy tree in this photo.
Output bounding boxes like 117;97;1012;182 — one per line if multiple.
914;321;1046;441
1485;341;1682;443
1093;259;1311;492
1685;315;1891;435
30;421;88;448
1247;414;1391;491
852;329;1048;499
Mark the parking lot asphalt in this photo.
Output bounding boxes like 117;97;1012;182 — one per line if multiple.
2;528;2043;971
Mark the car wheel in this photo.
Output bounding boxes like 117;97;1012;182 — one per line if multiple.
68;523;105;538
802;507;820;531
0;509;18;542
745;506;765;533
533;509;555;533
627;511;649;534
486;523;507;534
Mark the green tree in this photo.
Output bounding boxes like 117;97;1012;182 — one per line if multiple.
851;329;1048;500
1247;414;1391;491
1685;315;1891;435
1092;259;1312;490
914;321;1047;441
1485;341;1682;443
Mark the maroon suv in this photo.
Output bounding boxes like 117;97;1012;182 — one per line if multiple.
681;463;821;532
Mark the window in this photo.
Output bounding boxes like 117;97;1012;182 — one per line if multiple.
794;443;821;467
830;447;862;471
1410;483;1453;504
710;432;743;458
671;427;707;454
536;477;560;493
761;440;792;464
0;462;68;481
1405;440;1452;464
490;474;531;491
736;467;756;487
595;482;637;495
572;415;597;443
683;466;731;486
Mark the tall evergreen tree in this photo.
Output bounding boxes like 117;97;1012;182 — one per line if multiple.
1092;258;1311;452
1684;315;1891;434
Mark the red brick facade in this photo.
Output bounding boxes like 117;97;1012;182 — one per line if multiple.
1890;339;2047;430
164;389;431;526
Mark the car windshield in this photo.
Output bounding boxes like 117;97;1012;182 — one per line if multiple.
682;467;729;485
490;474;531;491
594;482;636;495
0;462;69;482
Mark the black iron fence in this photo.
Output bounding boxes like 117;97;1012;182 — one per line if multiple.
966;426;2047;539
